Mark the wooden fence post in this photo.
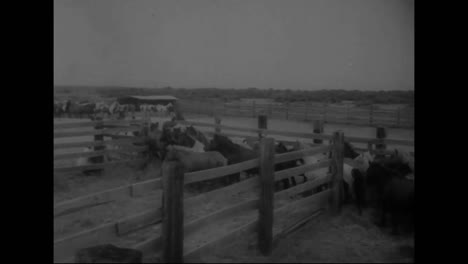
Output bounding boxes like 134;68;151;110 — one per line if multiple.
258;137;275;256
215;116;221;134
258;114;268;139
375;127;387;157
330;131;344;214
323;103;328;123
88;117;105;173
253;101;256;118
346;104;350;124
313;120;324;144
162;160;185;263
396;107;401;127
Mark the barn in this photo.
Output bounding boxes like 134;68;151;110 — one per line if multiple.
117;95;178;107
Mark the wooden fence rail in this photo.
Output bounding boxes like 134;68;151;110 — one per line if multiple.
179;100;414;128
54;115;413;263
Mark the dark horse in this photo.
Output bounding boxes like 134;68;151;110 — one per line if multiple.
207;134;259;184
365;162;414;235
274;142;305;191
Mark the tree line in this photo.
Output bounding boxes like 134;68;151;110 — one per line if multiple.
54;86;414;106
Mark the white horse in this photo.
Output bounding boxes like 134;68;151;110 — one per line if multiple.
169;138;205;153
109;101;120;115
292;141;329;183
342;150;375;200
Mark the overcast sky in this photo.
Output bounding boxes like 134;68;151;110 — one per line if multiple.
54;0;414;91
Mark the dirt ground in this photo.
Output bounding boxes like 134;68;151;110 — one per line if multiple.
194;205;414;263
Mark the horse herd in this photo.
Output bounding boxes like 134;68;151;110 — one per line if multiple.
77;120;414;236
53;100;175;120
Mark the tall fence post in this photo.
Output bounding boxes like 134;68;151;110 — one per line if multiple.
346;104;350;124
375;127;387;157
223;102;227;116
252;101;256;118
330;131;344;214
88;117;105;173
313;120;324;144
214;116;221;134
162;160;185;263
323;103;328;123
258;137;275;256
396;107;401;127
369;105;374;126
258;114;268;139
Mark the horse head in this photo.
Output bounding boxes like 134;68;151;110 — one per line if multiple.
344;141;360;159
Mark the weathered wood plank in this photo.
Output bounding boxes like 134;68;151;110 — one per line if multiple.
274;160;330;182
131;178;162;197
53;138;143;150
274;145;330;164
184;158;260;184
116;208;162;236
258;138;275;255
54;127;141;138
54;185;132;218
184;199;258;237
184;176;260;210
274;174;332;201
53;159;144;173
54;119;145;129
162;161;184;263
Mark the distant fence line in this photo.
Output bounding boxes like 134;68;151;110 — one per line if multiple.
179;99;414;129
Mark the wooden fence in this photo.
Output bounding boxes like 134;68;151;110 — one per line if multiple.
179;99;414;129
53;115;414;263
53;118;149;175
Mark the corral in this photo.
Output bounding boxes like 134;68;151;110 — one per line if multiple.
53;114;414;263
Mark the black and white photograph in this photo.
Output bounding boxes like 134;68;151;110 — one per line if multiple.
54;0;414;262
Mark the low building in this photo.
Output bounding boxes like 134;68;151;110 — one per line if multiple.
239;98;274;105
117;95;178;107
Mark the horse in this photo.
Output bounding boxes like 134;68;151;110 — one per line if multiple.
186;126;210;150
230;137;254;150
207;134;259;184
67;101;96;119
274;142;305;191
342;142;374;203
292;141;328;181
165;147;228;190
365;161;414;235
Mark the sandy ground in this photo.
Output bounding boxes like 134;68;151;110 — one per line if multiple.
194;205;414;263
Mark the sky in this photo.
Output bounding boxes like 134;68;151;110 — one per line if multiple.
54;0;414;91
